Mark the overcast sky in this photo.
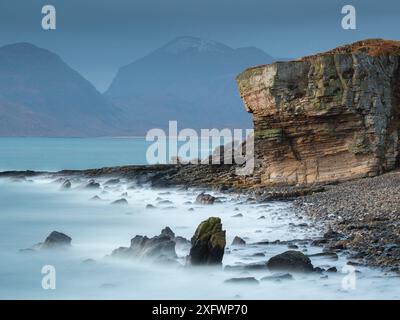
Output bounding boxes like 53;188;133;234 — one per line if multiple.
0;0;399;92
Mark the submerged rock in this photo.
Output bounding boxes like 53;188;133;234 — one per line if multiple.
85;180;100;189
195;192;216;205
111;228;177;263
231;236;246;246
224;277;259;285
261;273;293;282
231;213;243;218
43;231;72;247
61;180;71;189
110;227;190;264
22;231;72;252
188;217;226;265
266;250;314;273
104;178;120;185
111;198;128;205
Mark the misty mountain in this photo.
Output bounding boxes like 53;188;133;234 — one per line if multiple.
105;36;276;133
0;43;122;137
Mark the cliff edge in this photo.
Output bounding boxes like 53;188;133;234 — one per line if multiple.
237;39;400;186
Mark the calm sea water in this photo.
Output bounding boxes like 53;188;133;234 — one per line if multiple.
0;137;214;171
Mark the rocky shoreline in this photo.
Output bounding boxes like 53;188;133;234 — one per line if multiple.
1;164;399;273
294;170;400;272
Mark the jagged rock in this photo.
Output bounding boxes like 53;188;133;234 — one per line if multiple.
61;180;71;189
111;228;177;263
266;250;314;273
161;226;175;238
22;231;72;252
195;192;216;205
146;204;156;209
43;231;72;248
111;198;128;205
237;39;400;186
231;236;246;246
90;195;101;201
188;217;226;265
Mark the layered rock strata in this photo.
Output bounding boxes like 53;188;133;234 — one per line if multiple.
237;39;400;186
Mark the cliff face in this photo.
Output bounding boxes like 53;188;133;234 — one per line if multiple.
237;39;400;186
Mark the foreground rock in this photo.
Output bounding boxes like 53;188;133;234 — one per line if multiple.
110;227;190;264
22;231;72;252
188;217;226;265
266;250;314;273
237;39;400;186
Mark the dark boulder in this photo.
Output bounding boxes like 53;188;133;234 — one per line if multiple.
43;231;72;248
188;217;226;265
266;250;314;273
231;236;246;246
195;192;216;205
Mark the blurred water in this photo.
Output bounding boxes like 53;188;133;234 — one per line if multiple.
0;177;399;299
0;137;216;171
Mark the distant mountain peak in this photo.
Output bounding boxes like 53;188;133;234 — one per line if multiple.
157;36;233;54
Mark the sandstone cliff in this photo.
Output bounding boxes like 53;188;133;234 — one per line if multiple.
237;39;400;186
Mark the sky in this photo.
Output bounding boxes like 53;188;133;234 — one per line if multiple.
0;0;399;92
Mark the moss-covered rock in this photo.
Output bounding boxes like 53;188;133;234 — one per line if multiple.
188;217;226;265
